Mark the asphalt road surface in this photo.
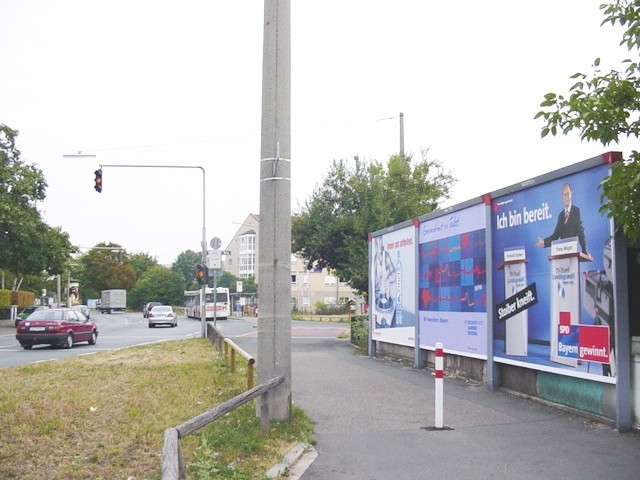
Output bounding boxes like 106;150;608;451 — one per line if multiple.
0;313;349;368
0;311;203;368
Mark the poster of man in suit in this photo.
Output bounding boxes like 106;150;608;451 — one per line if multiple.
534;182;592;261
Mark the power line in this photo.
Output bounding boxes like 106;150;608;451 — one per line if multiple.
70;116;398;153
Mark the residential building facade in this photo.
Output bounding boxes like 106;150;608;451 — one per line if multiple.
223;214;357;313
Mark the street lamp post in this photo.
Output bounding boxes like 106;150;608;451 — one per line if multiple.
62;152;96;159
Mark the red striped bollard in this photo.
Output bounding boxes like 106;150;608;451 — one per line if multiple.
434;342;444;429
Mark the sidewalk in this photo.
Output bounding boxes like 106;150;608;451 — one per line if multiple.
290;340;640;480
0;318;15;333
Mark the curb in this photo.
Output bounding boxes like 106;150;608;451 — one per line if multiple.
266;442;317;479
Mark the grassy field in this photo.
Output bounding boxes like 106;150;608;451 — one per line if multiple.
0;339;314;479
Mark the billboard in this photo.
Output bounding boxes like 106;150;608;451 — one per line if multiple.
371;224;416;347
418;203;488;357
491;163;616;382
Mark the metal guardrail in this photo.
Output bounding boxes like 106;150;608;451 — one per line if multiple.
161;375;285;480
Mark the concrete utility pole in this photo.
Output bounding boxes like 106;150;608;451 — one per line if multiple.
399;112;404;157
257;0;292;422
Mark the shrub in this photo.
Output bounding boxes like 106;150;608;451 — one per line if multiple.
350;315;368;351
314;302;349;315
0;289;35;318
0;289;9;308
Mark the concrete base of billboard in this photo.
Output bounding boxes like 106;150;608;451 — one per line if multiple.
374;339;620;425
375;341;485;383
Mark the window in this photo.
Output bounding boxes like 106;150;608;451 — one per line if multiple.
239;252;255;277
324;296;337;305
238;234;256;252
303;274;309;285
291;274;297;285
324;275;337;285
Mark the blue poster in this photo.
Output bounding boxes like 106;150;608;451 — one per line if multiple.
418;203;488;357
491;163;615;380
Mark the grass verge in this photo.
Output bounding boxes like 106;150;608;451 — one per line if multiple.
0;339;314;479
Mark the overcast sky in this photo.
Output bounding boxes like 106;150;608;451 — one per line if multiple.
1;1;633;265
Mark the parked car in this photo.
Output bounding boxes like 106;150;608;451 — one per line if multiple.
15;306;47;326
15;308;98;350
71;305;90;320
148;305;177;328
143;302;162;318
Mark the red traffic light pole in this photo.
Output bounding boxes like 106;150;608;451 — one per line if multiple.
94;164;209;338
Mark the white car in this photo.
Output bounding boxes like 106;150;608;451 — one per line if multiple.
71;305;90;320
147;305;177;328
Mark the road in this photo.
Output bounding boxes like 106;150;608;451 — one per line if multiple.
0;311;203;368
0;312;350;368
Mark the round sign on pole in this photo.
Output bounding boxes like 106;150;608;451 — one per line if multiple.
210;237;221;250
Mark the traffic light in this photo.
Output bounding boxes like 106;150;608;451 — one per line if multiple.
196;263;207;285
94;169;102;193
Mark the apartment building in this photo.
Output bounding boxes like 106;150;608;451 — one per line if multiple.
222;214;356;313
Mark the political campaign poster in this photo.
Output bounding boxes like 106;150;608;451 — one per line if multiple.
491;163;616;382
418;203;488;357
371;224;417;347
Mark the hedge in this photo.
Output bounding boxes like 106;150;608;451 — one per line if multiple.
0;289;36;308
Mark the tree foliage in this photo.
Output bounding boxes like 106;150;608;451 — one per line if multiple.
535;0;640;242
0;124;74;286
171;250;201;290
129;252;158;281
292;151;455;293
214;271;258;293
128;265;184;309
77;243;136;299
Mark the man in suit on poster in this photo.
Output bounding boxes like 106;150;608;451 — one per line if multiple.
535;182;592;260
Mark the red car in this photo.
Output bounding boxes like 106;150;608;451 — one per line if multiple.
16;308;98;350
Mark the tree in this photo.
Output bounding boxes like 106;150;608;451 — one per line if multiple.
535;1;640;242
129;252;158;281
171;250;201;290
239;275;258;294
214;271;258;293
128;265;184;310
292;151;455;293
77;244;136;299
0;124;75;288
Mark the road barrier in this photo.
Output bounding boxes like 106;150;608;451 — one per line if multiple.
161;323;271;478
161;375;285;480
223;337;256;389
435;342;444;429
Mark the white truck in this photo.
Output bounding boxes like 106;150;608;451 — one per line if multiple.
99;289;127;314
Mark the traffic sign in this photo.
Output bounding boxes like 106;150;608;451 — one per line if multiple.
208;250;222;269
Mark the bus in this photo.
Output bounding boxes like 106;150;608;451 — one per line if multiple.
184;287;231;320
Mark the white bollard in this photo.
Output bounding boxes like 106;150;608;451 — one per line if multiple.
434;342;444;429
